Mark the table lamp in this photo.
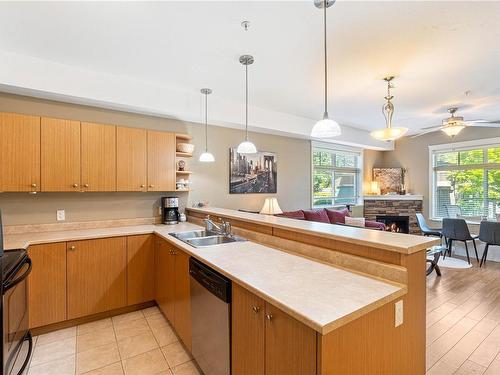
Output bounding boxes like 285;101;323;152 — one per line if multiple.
260;198;283;215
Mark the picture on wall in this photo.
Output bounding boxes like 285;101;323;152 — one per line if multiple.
229;148;277;194
372;167;405;195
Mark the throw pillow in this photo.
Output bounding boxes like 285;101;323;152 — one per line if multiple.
325;208;351;224
345;216;366;228
302;209;330;223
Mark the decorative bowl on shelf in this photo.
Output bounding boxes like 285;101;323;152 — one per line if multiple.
177;143;194;154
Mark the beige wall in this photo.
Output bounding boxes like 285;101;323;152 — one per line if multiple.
363;127;500;216
0;93;311;225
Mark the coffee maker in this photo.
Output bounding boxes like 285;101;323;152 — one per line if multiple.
162;197;180;225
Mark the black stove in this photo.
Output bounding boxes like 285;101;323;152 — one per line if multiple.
1;211;33;375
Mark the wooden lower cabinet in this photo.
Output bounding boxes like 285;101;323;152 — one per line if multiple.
155;238;191;350
232;283;265;375
127;234;155;305
67;237;127;319
173;249;191;351
232;283;316;375
155;238;176;321
28;243;67;328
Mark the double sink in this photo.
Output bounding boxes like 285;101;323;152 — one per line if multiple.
169;229;247;248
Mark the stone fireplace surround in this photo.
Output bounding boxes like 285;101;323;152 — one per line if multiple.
363;195;423;235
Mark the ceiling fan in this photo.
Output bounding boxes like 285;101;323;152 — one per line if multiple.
412;107;500;138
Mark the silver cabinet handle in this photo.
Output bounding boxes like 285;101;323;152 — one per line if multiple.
68;246;76;250
265;313;273;321
72;183;79;188
149;184;155;188
140;184;145;188
31;183;37;188
252;306;260;313
84;184;89;188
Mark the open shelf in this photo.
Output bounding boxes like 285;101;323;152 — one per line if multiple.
175;133;192;141
176;171;193;175
176;152;193;157
175;189;191;192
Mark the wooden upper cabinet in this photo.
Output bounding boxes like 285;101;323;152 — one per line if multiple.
116;126;147;191
81;122;116;191
265;302;317;375
67;237;127;319
41;117;81;192
28;243;67;328
232;283;265;375
173;248;192;351
0;112;40;192
147;130;175;191
127;234;155;305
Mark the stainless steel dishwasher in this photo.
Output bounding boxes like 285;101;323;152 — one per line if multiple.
189;257;231;375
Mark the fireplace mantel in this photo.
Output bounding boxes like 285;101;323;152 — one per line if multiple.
364;195;423;201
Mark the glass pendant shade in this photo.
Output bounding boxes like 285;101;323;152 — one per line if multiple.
237;140;257;154
441;124;465;137
311;0;341;138
370;127;408;142
199;152;215;162
311;117;342;138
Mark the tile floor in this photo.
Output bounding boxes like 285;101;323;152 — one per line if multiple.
27;306;201;375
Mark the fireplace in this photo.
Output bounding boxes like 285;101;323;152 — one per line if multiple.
376;215;410;234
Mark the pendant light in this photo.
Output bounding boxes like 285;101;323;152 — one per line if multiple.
370;76;408;142
199;88;215;162
237;54;257;154
311;0;341;138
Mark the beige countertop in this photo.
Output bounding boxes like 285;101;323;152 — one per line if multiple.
4;222;406;335
187;206;439;254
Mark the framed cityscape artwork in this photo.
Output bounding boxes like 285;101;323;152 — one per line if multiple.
229;148;277;194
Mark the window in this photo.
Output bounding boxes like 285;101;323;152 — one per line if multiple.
430;139;500;219
312;143;362;208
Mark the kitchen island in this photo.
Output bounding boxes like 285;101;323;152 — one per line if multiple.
4;207;437;374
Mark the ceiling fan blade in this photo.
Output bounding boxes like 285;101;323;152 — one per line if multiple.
420;124;442;130
411;128;440;138
468;122;500;128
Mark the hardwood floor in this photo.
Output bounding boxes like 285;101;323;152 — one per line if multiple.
426;257;500;374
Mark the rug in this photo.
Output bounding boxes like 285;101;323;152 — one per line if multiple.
427;255;473;269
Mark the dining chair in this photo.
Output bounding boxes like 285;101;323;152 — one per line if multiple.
479;221;500;267
442;218;479;265
416;213;443;238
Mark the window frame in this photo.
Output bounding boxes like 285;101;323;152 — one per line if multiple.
428;137;500;220
311;141;363;209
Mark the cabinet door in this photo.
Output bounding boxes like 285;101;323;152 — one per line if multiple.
127;234;155;305
173;248;191;350
41;117;81;191
67;237;127;319
265;302;317;375
116;126;147;191
81;122;116;191
0;112;40;192
147;131;175;191
232;284;265;375
28;243;66;328
155;238;175;322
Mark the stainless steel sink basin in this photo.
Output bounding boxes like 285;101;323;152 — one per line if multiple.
170;230;219;240
169;230;246;248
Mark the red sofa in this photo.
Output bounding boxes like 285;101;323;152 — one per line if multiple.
277;208;386;231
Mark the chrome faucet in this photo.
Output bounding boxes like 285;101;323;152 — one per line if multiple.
204;215;232;236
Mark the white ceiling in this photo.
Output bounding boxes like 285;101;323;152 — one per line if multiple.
0;1;499;143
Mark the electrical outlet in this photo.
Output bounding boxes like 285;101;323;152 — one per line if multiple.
395;300;404;327
158;206;162;216
56;210;65;221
